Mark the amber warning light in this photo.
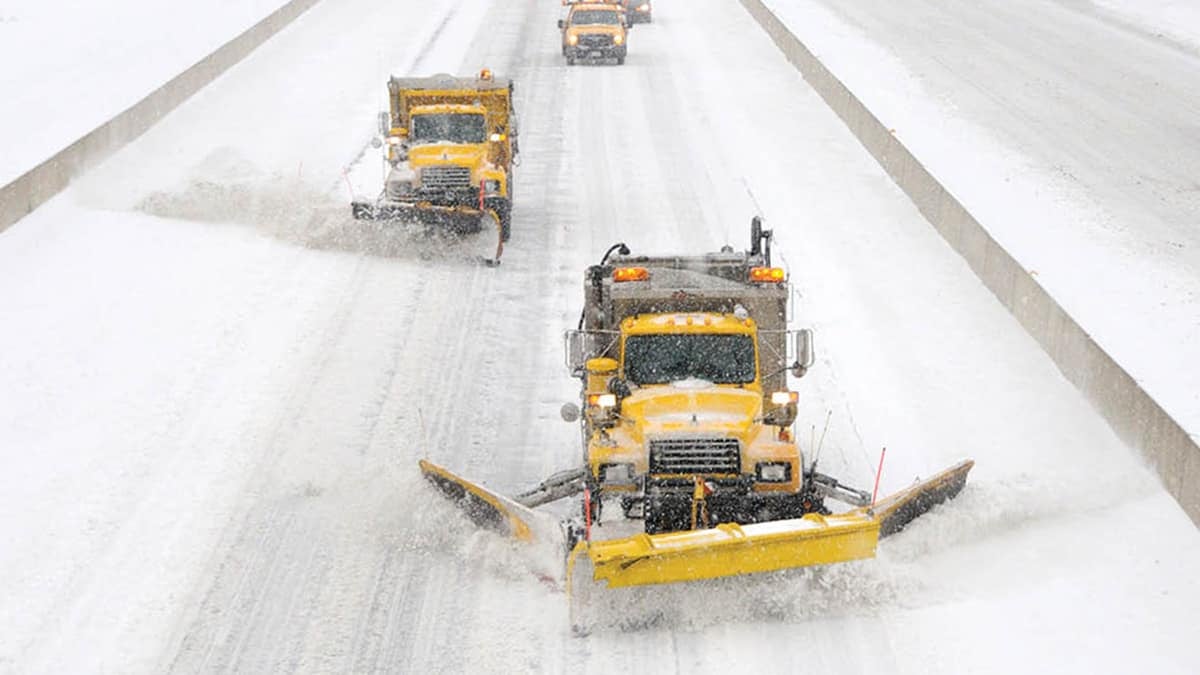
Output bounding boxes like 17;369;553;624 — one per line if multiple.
750;266;786;283
613;267;650;282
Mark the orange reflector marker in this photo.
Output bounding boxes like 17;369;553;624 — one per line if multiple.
750;266;786;283
771;391;799;405
613;267;649;282
479;68;493;80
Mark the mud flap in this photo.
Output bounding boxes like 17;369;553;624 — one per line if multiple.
872;459;974;538
419;459;539;543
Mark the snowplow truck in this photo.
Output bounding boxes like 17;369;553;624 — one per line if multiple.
419;217;973;603
351;70;519;241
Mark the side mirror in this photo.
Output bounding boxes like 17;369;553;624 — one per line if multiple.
370;137;383;149
377;111;390;137
791;328;814;378
557;19;565;29
561;402;581;423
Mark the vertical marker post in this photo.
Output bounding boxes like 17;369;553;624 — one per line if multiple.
871;447;887;507
583;486;592;542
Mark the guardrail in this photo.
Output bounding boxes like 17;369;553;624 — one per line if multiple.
740;0;1199;525
0;0;322;233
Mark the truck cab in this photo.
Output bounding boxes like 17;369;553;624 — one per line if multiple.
558;3;628;65
564;223;818;534
620;0;652;24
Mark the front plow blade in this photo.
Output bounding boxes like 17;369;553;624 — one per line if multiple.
350;201;503;265
873;459;974;537
419;459;540;543
568;459;974;594
568;512;880;593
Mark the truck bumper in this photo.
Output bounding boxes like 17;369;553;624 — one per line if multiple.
641;477;809;532
565;45;627;61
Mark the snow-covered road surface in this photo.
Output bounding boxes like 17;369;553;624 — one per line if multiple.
1;0;1198;672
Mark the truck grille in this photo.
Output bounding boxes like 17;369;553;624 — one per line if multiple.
649;437;741;475
579;34;613;49
422;166;472;189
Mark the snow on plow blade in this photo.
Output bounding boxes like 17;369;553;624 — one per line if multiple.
350;202;504;264
568;513;880;592
418;459;538;543
351;200;484;227
568;459;974;591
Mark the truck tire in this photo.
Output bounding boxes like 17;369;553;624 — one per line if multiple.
567;56;576;66
616;56;625;65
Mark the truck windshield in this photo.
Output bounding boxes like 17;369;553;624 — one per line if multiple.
624;334;756;385
410;113;487;144
571;10;621;25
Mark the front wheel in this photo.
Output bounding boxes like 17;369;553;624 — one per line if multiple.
616;56;625;65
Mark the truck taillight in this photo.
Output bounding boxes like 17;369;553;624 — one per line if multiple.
613;267;649;282
750;266;785;283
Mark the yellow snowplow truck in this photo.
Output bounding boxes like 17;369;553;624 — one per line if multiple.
351;70;519;241
420;217;972;620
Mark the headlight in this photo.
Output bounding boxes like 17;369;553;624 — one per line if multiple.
567;34;579;45
638;3;649;11
756;462;790;483
613;34;624;45
483;179;502;195
587;393;616;408
600;463;635;484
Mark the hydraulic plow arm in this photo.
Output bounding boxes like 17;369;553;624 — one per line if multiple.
515;467;587;508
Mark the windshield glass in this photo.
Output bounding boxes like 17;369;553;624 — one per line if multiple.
571;10;620;25
624;334;756;385
410;113;486;144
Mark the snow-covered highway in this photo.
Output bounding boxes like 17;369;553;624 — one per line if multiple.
1;1;1198;673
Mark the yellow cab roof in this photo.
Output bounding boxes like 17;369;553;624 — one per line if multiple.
409;103;486;115
570;3;624;13
622;313;756;336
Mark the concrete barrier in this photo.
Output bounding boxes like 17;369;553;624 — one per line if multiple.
740;0;1200;525
0;0;322;233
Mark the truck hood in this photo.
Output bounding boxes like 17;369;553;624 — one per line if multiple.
621;383;762;440
567;25;625;39
407;143;487;167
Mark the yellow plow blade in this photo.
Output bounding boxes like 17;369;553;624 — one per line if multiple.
569;459;974;592
874;459;974;538
419;459;538;543
568;512;879;592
